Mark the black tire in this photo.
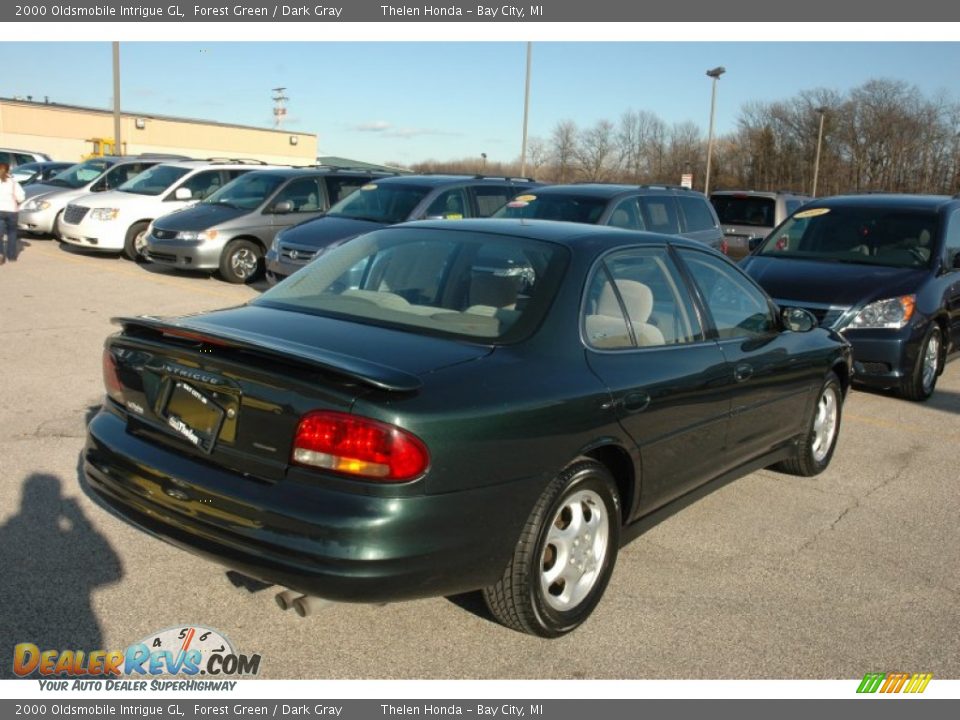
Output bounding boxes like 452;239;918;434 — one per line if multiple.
219;239;263;284
123;221;149;262
483;459;621;638
52;211;64;240
900;324;942;402
775;372;843;477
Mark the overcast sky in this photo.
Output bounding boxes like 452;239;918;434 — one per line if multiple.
3;41;959;165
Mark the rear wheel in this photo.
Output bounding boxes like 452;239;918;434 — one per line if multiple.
483;459;620;637
776;372;843;477
219;239;262;284
900;325;942;402
123;221;149;262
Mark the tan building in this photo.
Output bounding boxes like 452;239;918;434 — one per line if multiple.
0;98;317;165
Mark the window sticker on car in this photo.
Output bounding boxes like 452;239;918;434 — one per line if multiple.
794;208;831;219
514;194;537;203
361;184;378;191
445;214;463;220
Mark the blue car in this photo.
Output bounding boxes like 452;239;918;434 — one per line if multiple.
742;194;960;400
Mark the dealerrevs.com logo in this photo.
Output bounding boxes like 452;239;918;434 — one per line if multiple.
13;625;261;690
857;672;933;694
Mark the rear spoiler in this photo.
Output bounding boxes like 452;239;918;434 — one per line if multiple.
112;315;422;393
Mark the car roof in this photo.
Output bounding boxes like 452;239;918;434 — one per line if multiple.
531;183;706;199
154;159;274;170
370;174;538;187
239;167;390;180
391;218;716;251
803;193;957;212
711;189;809;198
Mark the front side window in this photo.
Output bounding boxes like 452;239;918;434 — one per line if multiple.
493;192;608;224
271;177;323;212
606;198;645;230
255;228;567;342
423;188;469;219
118;164;190;196
204;172;286;210
326;183;432;224
583;247;700;349
173;170;226;201
758;206;938;269
678;249;775;340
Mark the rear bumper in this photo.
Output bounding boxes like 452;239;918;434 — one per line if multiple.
84;409;542;602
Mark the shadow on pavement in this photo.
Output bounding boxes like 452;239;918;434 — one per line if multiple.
0;472;123;679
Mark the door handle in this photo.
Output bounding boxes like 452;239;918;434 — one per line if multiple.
621;391;651;413
734;363;754;382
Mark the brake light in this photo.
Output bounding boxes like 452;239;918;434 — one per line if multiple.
102;348;124;403
719;239;730;255
292;410;429;482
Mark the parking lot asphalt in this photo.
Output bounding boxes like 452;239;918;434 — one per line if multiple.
1;237;958;680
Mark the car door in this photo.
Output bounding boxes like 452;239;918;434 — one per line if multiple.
941;209;960;350
582;245;732;516
675;247;814;464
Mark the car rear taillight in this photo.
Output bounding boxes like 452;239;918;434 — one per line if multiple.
102;348;124;404
292;410;429;482
719;239;730;255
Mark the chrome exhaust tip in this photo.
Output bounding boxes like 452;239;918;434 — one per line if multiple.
292;594;331;618
274;589;299;611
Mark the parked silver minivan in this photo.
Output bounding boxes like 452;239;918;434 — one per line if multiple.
710;190;810;259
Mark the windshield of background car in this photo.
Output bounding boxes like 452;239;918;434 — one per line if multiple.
494;193;608;224
758;206;939;269
45;159;111;189
324;183;432;224
255;228;568;342
711;195;776;227
203;172;287;210
118;165;191;196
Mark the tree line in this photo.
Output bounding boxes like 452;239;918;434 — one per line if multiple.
391;79;960;196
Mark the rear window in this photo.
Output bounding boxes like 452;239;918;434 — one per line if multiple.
255;227;568;342
711;195;776;227
493;193;607;224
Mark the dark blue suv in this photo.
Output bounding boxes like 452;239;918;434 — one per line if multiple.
742;194;960;400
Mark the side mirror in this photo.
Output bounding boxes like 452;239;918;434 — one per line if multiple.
272;200;294;214
174;187;193;201
781;306;817;333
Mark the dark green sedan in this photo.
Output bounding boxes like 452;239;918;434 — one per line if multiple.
85;219;852;637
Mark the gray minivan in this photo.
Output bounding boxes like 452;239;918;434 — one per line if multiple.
145;167;391;283
710;190;810;259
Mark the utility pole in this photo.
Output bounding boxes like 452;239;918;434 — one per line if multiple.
812;107;827;197
112;42;122;153
272;87;288;129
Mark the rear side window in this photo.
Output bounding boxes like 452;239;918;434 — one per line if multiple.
677;196;717;232
638;197;680;234
583;247;701;349
472;185;514;217
14;153;35;165
944;209;960;268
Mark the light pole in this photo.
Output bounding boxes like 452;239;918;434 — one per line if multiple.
520;42;532;177
703;66;725;197
812;106;827;197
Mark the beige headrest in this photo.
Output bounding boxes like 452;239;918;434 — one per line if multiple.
597;279;654;324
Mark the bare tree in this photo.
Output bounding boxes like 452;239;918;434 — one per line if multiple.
549;120;579;183
576;120;617;182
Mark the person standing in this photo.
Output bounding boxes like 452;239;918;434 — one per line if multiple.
0;161;26;265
